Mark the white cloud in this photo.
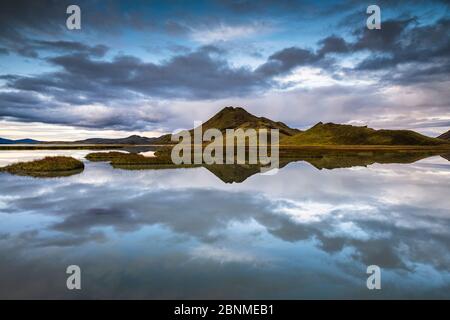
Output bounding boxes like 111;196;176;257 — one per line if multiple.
190;22;268;44
190;244;258;264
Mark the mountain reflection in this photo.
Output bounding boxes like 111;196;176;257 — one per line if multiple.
112;149;450;183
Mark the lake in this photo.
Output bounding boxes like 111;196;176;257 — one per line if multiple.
0;150;449;299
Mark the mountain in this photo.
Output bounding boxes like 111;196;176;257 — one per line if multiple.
438;130;450;140
72;135;161;145
281;122;447;146
26;107;447;146
0;138;40;144
191;106;300;138
149;107;301;144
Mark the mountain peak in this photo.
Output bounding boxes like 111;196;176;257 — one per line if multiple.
216;106;250;115
195;106;300;137
311;121;324;128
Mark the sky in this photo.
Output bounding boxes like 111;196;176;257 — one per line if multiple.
0;0;449;140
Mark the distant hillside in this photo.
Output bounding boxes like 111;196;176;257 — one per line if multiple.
0;138;40;144
72;135;160;145
438;130;450;140
281;122;447;146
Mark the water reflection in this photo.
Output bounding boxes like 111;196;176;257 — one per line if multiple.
0;152;449;298
0;149;113;166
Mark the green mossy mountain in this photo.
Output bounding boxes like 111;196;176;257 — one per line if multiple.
191;106;300;138
281;122;447;146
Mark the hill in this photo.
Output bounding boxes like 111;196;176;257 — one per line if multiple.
134;106;300;145
281;122;446;146
438;130;450;140
0;138;40;144
190;106;300;138
72;135;161;145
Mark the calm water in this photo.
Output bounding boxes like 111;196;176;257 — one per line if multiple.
0;151;449;299
0;149;154;166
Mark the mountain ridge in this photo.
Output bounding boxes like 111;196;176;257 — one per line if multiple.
72;134;161;145
281;122;446;146
0;138;40;144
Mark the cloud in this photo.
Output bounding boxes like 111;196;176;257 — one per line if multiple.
317;36;349;57
0;46;272;129
0;2;448;132
6;46;266;100
256;47;320;77
190;22;268;43
32;40;109;57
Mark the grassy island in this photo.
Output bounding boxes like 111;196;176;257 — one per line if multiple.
0;156;85;177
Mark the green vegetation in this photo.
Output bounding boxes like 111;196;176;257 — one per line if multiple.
0;156;84;177
281;122;447;146
86;151;173;166
85;151;130;161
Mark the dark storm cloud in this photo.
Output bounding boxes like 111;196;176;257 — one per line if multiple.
352;18;415;52
1;35;109;59
317;36;350;56
353;18;450;70
5;46;267;102
0;1;71;57
0;0;449;130
255;17;450;84
0;1;151;58
32;40;109;57
1;44;268;128
256;47;320;77
0;1;69;36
